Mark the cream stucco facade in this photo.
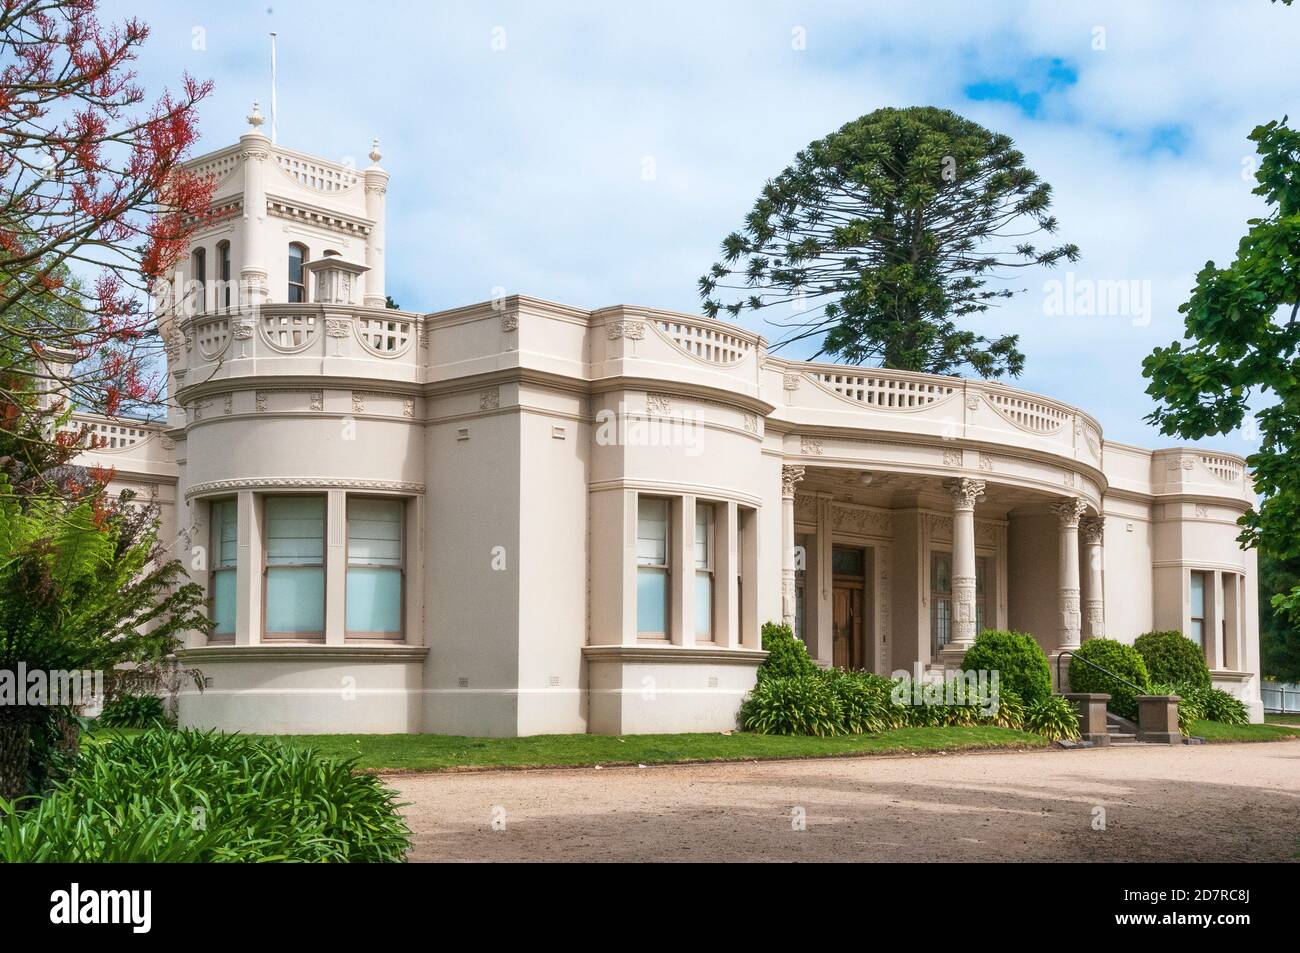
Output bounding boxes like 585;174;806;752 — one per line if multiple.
70;116;1265;735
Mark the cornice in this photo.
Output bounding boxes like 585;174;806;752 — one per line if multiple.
185;477;425;500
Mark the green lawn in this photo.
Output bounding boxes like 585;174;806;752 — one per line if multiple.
1189;719;1300;743
1264;712;1300;726
83;726;1048;773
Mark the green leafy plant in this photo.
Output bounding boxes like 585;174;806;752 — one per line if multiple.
97;693;168;729
739;675;843;736
1023;694;1081;742
989;688;1026;730
757;621;819;681
960;629;1052;705
1134;631;1211;690
1068;638;1151;720
0;729;411;862
823;669;901;733
1178;684;1249;726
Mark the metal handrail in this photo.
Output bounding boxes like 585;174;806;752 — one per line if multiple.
1055;649;1144;695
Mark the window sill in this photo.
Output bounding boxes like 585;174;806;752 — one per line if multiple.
178;644;428;663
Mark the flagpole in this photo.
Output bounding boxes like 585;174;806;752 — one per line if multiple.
270;32;278;144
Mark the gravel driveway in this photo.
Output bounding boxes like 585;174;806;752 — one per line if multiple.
389;740;1300;862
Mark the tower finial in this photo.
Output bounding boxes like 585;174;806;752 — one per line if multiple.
368;138;382;165
247;101;265;130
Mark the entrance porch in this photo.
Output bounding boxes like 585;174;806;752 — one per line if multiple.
783;466;1104;683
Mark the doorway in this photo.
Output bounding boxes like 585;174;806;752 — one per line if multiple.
832;545;869;670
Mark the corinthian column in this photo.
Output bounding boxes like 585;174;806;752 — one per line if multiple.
780;465;805;627
940;478;985;666
1079;515;1106;639
1052;497;1088;652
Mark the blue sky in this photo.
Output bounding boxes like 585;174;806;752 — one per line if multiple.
104;0;1300;451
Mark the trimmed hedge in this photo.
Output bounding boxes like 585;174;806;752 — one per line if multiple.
1068;638;1150;720
1134;630;1211;690
960;630;1052;705
758;621;818;681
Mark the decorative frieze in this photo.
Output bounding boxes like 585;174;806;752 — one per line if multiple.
480;388;500;411
606;321;645;340
799;436;824;456
646;393;673;415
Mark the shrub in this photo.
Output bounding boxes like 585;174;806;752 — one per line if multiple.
1178;685;1248;726
1068;638;1151;720
757;621;818;681
989;687;1026;731
1133;631;1211;690
98;693;168;729
0;729;411;862
739;675;842;736
824;669;901;733
1024;695;1081;741
960;630;1052;705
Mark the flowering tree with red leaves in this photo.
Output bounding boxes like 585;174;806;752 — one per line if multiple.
0;0;214;425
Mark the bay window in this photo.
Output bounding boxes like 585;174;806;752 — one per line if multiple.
346;497;404;639
1189;570;1207;649
636;497;669;638
264;496;325;640
210;498;237;640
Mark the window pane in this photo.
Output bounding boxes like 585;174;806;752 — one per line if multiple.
1190;618;1204;648
637;567;667;635
1190;571;1205;618
695;572;712;639
289;245;304;282
348;498;403;565
933;554;951;593
212;500;238;567
832;547;864;576
637;498;667;566
347;567;402;634
265;497;325;564
694;503;712;568
212;569;236;635
266;566;324;633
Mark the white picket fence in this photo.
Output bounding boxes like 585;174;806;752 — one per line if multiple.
1261;681;1300;714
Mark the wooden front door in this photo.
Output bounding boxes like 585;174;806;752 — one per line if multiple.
832;585;864;669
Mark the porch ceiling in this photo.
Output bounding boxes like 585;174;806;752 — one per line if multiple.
796;465;1074;519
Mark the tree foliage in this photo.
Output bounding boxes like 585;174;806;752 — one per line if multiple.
0;0;214;417
1143;118;1300;628
699;106;1078;377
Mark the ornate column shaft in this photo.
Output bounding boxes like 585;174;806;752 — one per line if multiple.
239;104;271;307
1079;515;1105;639
780;465;805;627
1052;499;1089;652
363;139;389;309
941;478;985;662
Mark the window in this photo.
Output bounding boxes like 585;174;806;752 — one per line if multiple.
1189;571;1207;648
264;496;325;640
217;240;232;309
288;243;307;303
694;503;714;640
636;498;669;638
191;247;206;314
210;499;237;639
347;498;404;639
794;533;810;647
975;556;991;635
931;552;952;655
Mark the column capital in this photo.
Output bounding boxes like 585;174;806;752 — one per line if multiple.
1051;497;1088;528
781;465;806;497
1079;515;1105;545
944;477;986;511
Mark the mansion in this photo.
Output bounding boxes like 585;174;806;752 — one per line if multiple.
70;107;1265;734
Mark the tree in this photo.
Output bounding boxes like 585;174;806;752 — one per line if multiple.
0;395;209;800
1143;118;1300;630
699;107;1079;377
1260;551;1300;681
0;0;214;421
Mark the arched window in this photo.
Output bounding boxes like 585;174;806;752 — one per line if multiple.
191;247;206;314
217;240;232;309
288;243;307;303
